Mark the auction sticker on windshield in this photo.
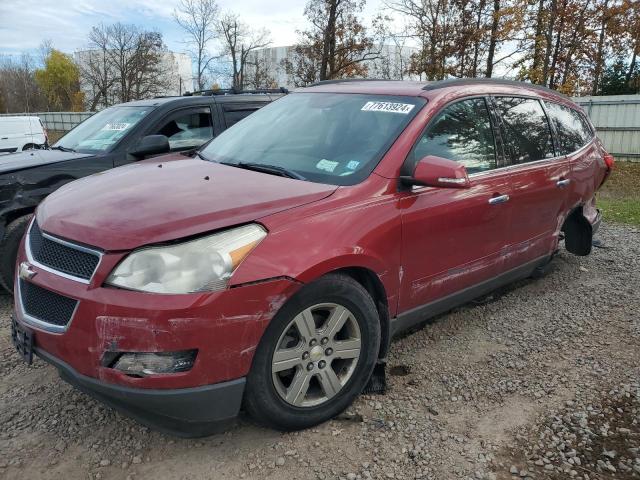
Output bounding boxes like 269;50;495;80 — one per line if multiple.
361;101;415;114
102;123;131;131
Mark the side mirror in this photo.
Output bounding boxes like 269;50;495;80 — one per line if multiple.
129;135;170;158
401;155;470;189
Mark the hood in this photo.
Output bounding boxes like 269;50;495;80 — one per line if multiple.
0;149;94;174
38;155;338;251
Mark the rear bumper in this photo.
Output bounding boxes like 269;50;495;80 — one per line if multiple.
35;347;245;437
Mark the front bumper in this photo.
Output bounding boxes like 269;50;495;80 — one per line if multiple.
13;228;302;433
35;346;245;437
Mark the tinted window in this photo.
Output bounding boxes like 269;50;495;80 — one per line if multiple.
223;103;265;128
494;97;554;164
155;108;213;151
544;102;592;155
201;93;425;186
412;98;496;174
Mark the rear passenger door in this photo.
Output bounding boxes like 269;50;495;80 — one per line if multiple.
491;96;571;270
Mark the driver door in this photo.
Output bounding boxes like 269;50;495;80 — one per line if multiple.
398;97;513;316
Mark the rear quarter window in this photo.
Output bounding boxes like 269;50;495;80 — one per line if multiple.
544;102;593;155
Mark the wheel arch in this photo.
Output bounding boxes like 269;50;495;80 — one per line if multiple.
561;204;593;256
4;207;35;227
332;266;391;360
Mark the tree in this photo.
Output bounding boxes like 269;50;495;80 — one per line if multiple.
621;0;639;87
173;0;219;90
218;13;271;90
81;25;116;110
35;49;84;111
244;50;278;89
599;58;639;94
284;0;381;86
512;0;637;95
78;23;172;109
0;54;48;113
386;0;525;80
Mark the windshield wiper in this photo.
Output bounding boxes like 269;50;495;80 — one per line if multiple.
223;161;306;180
49;145;76;153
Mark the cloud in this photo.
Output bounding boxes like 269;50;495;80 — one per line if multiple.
0;0;386;56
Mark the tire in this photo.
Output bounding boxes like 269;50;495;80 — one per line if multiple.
22;144;38;151
244;273;381;431
0;215;32;293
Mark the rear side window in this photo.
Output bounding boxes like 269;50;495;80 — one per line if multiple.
544;102;593;155
494;97;554;164
411;98;496;174
223;102;266;128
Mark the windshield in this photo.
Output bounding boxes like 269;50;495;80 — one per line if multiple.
200;93;425;185
54;106;153;153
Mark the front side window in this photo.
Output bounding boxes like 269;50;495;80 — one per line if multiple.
544;102;592;155
494;97;554;164
411;98;497;174
200;93;425;185
55;106;153;153
155;108;214;151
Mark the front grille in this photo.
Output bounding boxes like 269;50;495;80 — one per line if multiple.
28;221;100;281
20;280;78;327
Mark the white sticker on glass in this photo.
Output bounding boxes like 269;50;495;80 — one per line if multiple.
102;123;131;131
361;101;415;114
316;159;339;172
346;160;360;170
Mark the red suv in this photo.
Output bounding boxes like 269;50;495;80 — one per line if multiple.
11;79;612;436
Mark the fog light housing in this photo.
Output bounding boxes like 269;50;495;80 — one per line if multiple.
107;350;197;377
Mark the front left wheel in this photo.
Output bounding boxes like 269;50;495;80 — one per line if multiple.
244;273;381;431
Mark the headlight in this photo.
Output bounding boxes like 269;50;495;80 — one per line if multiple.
105;224;266;294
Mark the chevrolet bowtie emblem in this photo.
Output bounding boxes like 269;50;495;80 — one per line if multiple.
18;262;37;281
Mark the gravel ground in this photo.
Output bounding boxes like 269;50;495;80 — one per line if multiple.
0;222;638;480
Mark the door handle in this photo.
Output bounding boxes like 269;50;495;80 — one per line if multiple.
556;179;571;188
488;194;510;205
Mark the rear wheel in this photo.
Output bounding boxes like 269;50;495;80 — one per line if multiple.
0;215;32;293
244;274;380;430
22;143;39;151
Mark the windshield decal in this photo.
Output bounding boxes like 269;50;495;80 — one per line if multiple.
102;122;131;131
346;160;360;170
361;101;415;114
316;159;339;172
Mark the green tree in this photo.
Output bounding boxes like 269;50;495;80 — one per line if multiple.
599;58;640;94
35;49;84;111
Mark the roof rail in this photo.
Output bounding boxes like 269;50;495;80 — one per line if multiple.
308;78;391;87
183;87;288;96
421;78;569;99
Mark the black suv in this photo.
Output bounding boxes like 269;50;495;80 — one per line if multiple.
0;89;284;292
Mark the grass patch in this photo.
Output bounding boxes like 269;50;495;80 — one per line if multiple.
598;161;640;226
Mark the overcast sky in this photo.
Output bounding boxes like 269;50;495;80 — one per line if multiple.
0;0;386;58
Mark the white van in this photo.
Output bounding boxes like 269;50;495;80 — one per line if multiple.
0;116;48;154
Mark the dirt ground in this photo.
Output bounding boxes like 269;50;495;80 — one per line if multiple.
1;223;638;480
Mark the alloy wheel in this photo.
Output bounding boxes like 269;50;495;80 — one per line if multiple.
271;303;361;407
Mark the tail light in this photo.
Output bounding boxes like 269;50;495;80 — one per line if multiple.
603;153;615;170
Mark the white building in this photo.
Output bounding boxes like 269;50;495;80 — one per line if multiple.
75;50;193;109
245;45;419;89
